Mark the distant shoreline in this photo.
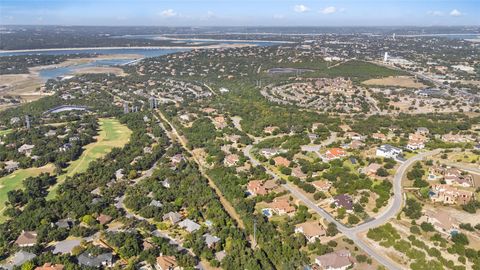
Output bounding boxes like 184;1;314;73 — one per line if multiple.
0;43;257;54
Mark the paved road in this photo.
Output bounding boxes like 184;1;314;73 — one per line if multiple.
244;141;441;270
443;162;480;175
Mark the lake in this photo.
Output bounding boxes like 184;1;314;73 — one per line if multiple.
0;40;283;80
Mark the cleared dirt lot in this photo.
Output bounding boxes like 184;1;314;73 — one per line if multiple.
362;76;427;88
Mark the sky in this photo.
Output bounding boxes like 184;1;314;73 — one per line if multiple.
1;0;479;26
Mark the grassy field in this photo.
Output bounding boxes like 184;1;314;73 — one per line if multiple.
0;129;12;136
47;118;132;198
0;164;55;221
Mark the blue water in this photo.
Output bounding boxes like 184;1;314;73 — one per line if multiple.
0;39;282;80
0;48;185;57
114;35;286;47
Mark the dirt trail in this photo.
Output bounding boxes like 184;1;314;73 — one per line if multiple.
155;111;246;230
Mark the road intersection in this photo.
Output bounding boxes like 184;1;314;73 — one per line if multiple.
244;141;441;270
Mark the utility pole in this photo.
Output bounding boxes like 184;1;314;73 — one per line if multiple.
123;102;129;114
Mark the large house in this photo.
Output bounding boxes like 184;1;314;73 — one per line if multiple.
18;144;35;157
419;209;458;235
407;133;427;150
178;219;201;233
430;184;474;205
155;255;181;270
77;252;113;268
323;148;347;161
312;180;332;192
35;263;64;270
247;180;277;196
295;221;326;243
273;156;291;167
376;144;402;159
265;198;295;216
163;212;183;224
363;163;382;177
334;194;353;212
260;148;285;158
315;249;354;270
15;231;37;247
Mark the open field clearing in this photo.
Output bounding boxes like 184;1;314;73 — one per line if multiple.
47;118;132;198
362;76;427;88
0;164;55;221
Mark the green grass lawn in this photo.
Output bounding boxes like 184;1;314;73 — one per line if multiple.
0;164;55;222
0;129;12;136
47;118;132;199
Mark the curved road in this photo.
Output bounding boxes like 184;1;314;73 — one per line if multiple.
244;143;441;270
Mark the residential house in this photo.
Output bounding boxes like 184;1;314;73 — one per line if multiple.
170;154;184;166
416;127;429;135
345;132;364;141
363;163;382;177
295;221;326;243
77;252;113;268
376;144;402;159
150;200;163;208
247;180;277;196
273;156;291;167
224;154;240;167
213;116;227;129
324;148;347;161
260;148;285;158
178;219;201;233
4;160;19;172
444;168;473;187
18;144;35;157
1;251;36;270
15;231;37;247
312;180;332;192
292;167;307;179
155;255;180;270
430;184;474;205
372;133;387;141
203;233;221;248
53;239;81;255
421;209;458;235
97;214;112;225
163;212;183;224
55;218;73;229
266;198;295;216
345;140;364;150
441;133;472;143
315;249;354;270
407;133;427;150
35;263;64;270
334;194;353;212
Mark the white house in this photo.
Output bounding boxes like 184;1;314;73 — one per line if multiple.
376;144;402;159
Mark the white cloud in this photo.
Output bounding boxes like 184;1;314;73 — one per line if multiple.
427;10;444;16
449;9;462;17
160;9;177;18
320;6;337;15
294;4;309;13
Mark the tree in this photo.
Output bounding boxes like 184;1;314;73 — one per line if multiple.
452;233;469;245
376;168;389;177
348;214;360;225
326;222;339;236
403;198;422;219
420;222;435;232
